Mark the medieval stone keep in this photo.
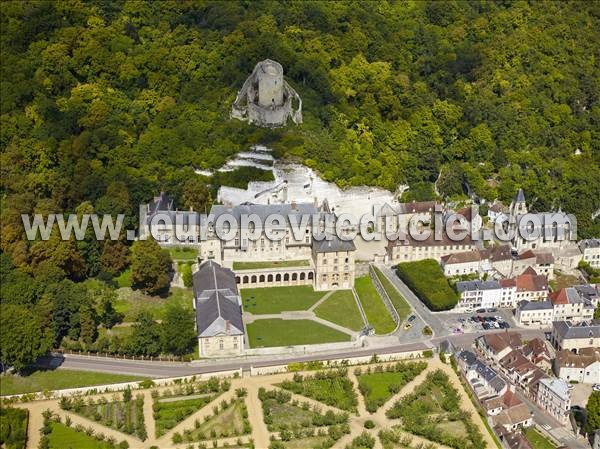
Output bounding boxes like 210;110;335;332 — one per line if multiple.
231;59;302;127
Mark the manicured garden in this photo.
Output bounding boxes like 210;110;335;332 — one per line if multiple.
354;276;396;334
233;260;310;270
241;285;325;314
314;290;365;331
386;370;485;449
395;260;459;311
59;389;147;440
372;267;411;322
0;407;28;449
355;361;427;412
152;376;230;437
524;427;558;449
175;397;251;443
113;286;193;321
246;319;350;348
0;369;146;396
278;369;358;412
259;388;349;432
47;422;116;449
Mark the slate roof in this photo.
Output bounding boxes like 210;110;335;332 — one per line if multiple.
518;300;553;311
553;319;600;340
456;280;501;293
146;192;199;226
539;377;570;402
193;261;244;338
550;287;592;306
579;238;600;250
514;188;526;203
312;233;356;253
485;244;513;262
458;350;506;394
209;202;319;225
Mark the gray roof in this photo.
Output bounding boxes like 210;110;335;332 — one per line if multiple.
514;188;526;203
518;300;553;311
209;202;319;225
539;377;570;401
312;233;356;253
553;319;600;340
145;192;200;226
579;239;600;250
458;350;505;393
193;261;244;338
573;284;600;302
456;280;501;293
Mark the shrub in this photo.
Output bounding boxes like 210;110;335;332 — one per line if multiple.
395;260;458;310
364;420;375;429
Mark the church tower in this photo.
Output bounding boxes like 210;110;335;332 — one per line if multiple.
510;188;528;216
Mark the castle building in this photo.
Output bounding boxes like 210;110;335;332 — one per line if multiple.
231;59;302;127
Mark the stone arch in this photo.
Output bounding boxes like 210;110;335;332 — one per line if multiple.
259;274;265;283
276;273;281;282
300;272;306;281
308;272;314;280
292;272;298;281
243;275;249;284
267;274;273;282
236;276;241;284
251;275;257;283
284;273;290;281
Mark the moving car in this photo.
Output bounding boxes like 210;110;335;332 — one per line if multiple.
407;315;417;323
593;384;600;392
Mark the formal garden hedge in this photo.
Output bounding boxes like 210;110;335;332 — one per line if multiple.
355;361;427;412
278;369;358;412
395;260;458;311
59;388;147;440
386;370;485;449
0;407;28;449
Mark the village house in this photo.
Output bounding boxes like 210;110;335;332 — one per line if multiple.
456;350;507;399
550;286;596;323
387;230;479;263
522;338;553;372
440;250;486;277
491;387;534;432
512;250;555;279
553;347;600;384
498;350;544;392
487;201;509;224
515;300;554;327
192;260;244;358
536;377;571;425
499;268;549;308
476;332;523;363
550;319;600;353
312;234;356;290
580;238;600;269
455;280;502;311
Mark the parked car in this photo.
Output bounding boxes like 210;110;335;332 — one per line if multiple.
593;384;600;392
476;308;486;313
482;322;491;330
487;308;497;313
408;315;417;323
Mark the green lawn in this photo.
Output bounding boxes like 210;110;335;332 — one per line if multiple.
246;319;350;348
233;259;310;270
354;276;396;334
395;260;459;311
114;287;193;321
372;267;411;322
241;285;326;314
0;369;146;396
47;422;116;449
314;290;365;331
154;395;216;437
524;427;557;449
168;246;199;261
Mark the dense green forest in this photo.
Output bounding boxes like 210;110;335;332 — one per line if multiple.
0;1;599;369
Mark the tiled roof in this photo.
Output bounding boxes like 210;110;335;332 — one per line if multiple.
482;332;523;353
441;250;483;265
514;272;548;293
556;348;600;368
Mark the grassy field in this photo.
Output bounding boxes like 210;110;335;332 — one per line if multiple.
114;287;193;321
241;285;325;314
233;260;310;270
48;422;115;449
182;399;248;441
168;246;198;261
314;290;365;331
372;267;411;322
0;369;146;396
524;427;557;449
246;319;350;348
354;276;396;334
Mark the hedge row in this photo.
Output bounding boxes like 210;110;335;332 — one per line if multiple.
395;260;458;311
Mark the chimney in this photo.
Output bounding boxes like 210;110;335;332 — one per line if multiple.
291;200;297;210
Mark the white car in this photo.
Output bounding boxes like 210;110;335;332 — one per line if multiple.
593;384;600;392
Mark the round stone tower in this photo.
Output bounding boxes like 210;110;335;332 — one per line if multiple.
257;60;284;108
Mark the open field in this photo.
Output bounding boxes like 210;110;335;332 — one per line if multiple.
241;285;325;314
354;276;396;334
233;260;310;270
0;370;146;396
314;290;364;331
373;267;411;322
114;287;193;321
246;319;350;348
